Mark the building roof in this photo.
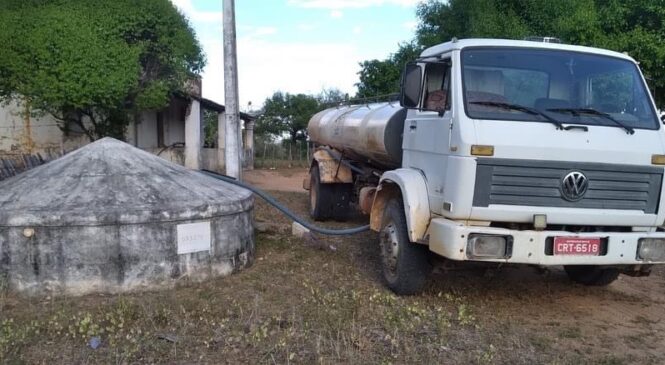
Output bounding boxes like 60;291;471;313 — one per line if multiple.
196;96;255;121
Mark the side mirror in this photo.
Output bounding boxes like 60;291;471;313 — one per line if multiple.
661;113;665;124
400;63;423;109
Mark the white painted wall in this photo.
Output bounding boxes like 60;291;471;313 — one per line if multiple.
164;99;187;146
0;96;235;172
136;111;158;149
0;100;89;156
202;147;224;172
144;147;186;166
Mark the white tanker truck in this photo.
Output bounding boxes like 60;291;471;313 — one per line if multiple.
305;38;665;295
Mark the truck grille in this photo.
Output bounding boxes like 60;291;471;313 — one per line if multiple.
473;158;663;214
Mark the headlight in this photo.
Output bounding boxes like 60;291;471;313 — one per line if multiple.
637;238;665;261
467;234;512;259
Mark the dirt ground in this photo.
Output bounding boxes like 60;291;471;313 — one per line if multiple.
1;168;665;364
244;168;309;192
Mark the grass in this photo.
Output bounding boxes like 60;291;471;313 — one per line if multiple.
0;194;479;364
1;191;665;364
558;327;582;339
0;234;479;364
528;335;551;352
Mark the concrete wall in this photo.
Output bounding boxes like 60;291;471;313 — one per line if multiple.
127;98;189;150
163;98;188;146
144;147;186;166
0;100;90;157
135;111;158;149
0;98;191;157
142;148;226;174
1;210;254;296
0;97;239;171
202;147;225;173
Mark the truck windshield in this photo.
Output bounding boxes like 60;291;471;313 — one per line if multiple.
461;47;659;130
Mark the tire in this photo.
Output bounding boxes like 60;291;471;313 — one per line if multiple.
309;164;352;221
330;183;352;221
564;265;620;286
309;164;332;221
379;198;431;295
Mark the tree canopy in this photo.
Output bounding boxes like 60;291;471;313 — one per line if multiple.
0;0;205;140
356;0;665;107
256;92;320;144
355;42;421;99
255;89;348;144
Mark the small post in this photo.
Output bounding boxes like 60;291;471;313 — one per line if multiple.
223;0;242;179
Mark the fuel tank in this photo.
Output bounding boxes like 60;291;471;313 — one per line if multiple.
307;102;406;169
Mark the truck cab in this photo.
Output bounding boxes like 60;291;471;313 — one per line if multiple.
308;38;665;295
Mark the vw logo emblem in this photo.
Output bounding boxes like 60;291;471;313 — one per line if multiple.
561;171;588;201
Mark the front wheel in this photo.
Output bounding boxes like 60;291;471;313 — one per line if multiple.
564;265;620;286
379;198;431;295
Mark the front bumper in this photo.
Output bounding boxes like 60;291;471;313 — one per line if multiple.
428;217;665;265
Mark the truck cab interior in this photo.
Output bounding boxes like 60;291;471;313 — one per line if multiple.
461;47;659;130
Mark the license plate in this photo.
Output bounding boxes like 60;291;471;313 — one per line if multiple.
553;237;601;256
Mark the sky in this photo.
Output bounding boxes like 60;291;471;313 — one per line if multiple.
170;0;420;109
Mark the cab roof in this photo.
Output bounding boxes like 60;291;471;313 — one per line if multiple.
420;38;636;63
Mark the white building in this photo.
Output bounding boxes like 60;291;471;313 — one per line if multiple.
0;80;254;172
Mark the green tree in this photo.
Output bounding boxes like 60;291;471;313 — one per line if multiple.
355;42;422;98
356;59;401;98
413;0;599;47
256;92;320;145
203;109;219;148
317;87;349;107
357;0;665;106
0;0;205;141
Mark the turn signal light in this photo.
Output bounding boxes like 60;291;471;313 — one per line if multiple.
471;145;494;156
651;155;665;165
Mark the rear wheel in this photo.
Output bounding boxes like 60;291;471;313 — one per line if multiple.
308;164;352;221
564;265;619;286
309;164;331;221
379;198;431;295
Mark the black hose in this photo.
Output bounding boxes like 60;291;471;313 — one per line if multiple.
201;170;371;236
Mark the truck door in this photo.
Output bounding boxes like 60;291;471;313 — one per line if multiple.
402;57;453;213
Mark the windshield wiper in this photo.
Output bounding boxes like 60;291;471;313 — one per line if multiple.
469;101;564;130
546;107;635;135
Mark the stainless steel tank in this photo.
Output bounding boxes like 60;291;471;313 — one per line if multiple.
307;102;406;168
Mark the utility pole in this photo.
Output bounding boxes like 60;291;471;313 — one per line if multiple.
223;0;242;179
